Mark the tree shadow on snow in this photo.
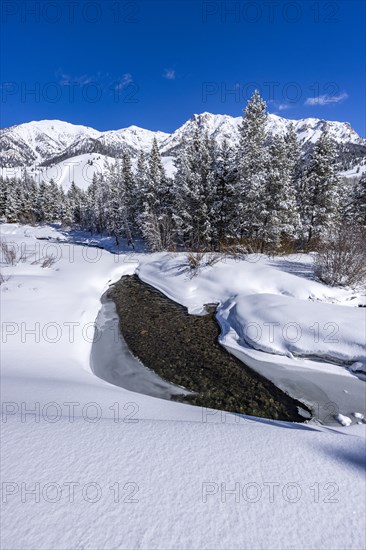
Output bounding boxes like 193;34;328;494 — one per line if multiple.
269;259;317;281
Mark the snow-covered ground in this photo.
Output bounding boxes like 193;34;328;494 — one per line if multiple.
1;224;365;549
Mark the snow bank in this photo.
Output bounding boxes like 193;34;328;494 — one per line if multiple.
137;252;365;365
228;293;365;363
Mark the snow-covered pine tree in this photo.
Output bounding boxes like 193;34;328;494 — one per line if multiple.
213;138;237;246
300;130;341;243
134;150;149;225
139;138;173;251
67;181;84;226
4;178;21;223
47;179;62;222
264;134;299;251
173;129;216;250
351;171;366;226
58;187;71;227
236;90;269;248
22;176;38;224
285;123;303;189
0;176;7;219
121;150;135;246
35;180;47;223
83;177;97;233
103;159;124;245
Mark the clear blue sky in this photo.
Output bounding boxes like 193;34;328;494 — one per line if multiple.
1;0;365;135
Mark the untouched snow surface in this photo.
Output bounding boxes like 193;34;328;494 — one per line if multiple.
1;225;365;550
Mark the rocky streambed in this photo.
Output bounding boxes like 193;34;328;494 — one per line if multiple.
108;275;311;422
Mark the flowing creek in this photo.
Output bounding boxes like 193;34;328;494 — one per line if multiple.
92;275;312;422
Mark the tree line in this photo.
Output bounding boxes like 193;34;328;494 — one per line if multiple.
1;91;365;252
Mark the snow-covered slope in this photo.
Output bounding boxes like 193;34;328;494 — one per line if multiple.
1;153;177;191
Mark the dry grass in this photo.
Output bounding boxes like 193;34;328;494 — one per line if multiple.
41;254;57;268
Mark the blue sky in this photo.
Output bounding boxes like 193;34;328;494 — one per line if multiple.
1;0;365;135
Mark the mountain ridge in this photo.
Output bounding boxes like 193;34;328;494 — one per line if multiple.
1;113;365;190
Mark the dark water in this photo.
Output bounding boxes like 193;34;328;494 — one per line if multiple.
109;275;311;422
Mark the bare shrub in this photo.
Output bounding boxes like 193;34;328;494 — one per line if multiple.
0;271;9;285
314;226;366;287
41;254;57;268
183;251;220;277
1;240;17;265
185;251;205;270
219;240;255;260
205;252;221;266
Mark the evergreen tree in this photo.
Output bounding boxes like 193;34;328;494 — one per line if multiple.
300;130;341;243
236;90;269;247
0;176;7;219
173;129;216;249
134;150;149;222
104;159;124;245
264;135;299;250
121;151;135;245
352;172;366;226
285;122;303;191
35;181;47;223
139;138;173;250
47;179;62;222
213;138;237;246
67;182;83;226
4;178;21;223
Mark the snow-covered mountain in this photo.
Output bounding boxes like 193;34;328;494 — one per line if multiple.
1;113;365;189
0;120;169;167
0;120;101;166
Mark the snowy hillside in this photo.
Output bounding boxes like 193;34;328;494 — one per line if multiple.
1;113;365;188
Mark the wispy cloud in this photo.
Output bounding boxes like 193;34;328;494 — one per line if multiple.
55;68;135;96
163;68;176;80
305;92;349;106
115;73;133;90
56;69;94;86
267;100;294;112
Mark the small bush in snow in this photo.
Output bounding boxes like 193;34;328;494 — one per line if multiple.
1;240;17;265
0;271;9;285
314;226;366;287
41;254;57;268
184;251;220;276
186;251;205;270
